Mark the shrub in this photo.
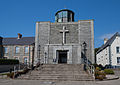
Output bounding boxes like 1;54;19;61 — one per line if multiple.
96;75;104;80
105;65;112;69
15;68;30;78
95;70;106;80
7;73;14;78
104;69;114;74
0;59;19;65
96;67;101;71
93;64;99;68
98;64;104;70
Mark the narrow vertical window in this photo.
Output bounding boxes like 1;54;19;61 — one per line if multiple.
4;47;8;53
116;47;120;53
63;11;67;17
15;46;20;53
25;46;29;53
117;57;120;64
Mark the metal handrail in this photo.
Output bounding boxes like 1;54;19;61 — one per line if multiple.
86;64;95;79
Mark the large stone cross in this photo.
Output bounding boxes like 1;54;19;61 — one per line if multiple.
59;26;69;44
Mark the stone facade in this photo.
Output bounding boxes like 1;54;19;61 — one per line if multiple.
2;45;34;65
0;35;35;66
34;20;94;65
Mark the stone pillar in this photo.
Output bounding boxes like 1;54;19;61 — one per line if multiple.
34;22;50;66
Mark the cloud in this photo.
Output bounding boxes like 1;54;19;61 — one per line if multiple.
99;33;115;40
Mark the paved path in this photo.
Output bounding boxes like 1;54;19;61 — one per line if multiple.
114;70;120;77
0;79;120;85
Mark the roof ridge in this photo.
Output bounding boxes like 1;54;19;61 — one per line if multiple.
97;32;119;54
3;37;35;39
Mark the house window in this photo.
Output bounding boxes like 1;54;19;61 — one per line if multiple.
4;56;8;59
24;46;29;53
24;57;28;65
4;47;8;53
116;47;120;53
117;57;120;64
14;57;19;60
15;46;20;53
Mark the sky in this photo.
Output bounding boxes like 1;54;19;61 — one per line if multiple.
0;0;120;48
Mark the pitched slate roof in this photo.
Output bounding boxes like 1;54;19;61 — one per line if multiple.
2;37;35;45
96;32;120;54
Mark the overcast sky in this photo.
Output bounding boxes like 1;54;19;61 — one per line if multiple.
0;0;120;48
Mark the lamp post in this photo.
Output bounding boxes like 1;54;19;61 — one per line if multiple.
31;46;34;69
45;52;47;64
83;42;87;65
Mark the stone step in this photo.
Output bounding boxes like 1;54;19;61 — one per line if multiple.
42;68;83;71
18;76;94;81
29;75;93;78
42;64;84;68
30;70;88;73
30;71;86;75
17;64;94;81
30;74;90;77
29;76;94;81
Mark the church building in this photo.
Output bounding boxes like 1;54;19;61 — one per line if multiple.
34;9;94;65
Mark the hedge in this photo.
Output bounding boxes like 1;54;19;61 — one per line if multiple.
0;59;19;65
104;69;114;74
95;70;106;80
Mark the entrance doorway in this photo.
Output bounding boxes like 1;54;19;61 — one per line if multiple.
58;50;68;63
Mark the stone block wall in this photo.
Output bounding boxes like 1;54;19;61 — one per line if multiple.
2;45;34;65
35;20;94;64
79;20;94;63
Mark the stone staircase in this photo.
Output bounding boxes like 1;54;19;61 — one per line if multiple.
17;64;94;81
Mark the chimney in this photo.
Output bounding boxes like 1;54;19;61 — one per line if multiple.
17;33;22;39
104;38;108;44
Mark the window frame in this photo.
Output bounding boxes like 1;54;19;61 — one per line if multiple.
24;46;29;54
4;47;8;54
14;56;19;60
116;47;120;53
15;46;20;54
117;57;120;64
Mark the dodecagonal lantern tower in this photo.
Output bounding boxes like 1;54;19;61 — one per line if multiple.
55;9;74;22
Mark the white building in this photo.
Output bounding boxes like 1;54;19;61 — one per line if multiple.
96;32;120;67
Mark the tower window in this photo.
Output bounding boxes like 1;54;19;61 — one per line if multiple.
58;12;62;18
55;9;74;22
63;11;67;17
